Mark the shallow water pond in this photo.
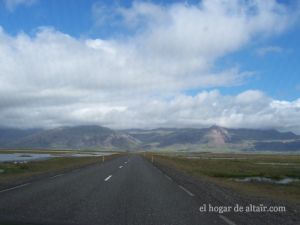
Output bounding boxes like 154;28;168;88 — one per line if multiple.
0;153;55;162
0;152;114;163
234;176;300;184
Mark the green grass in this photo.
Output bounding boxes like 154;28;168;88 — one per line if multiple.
150;153;300;203
0;154;120;188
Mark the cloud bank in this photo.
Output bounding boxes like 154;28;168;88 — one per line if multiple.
0;0;300;133
3;0;39;12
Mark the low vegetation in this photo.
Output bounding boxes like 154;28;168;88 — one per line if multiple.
0;154;119;189
150;153;300;203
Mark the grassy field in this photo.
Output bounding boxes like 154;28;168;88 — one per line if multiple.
0;153;119;188
150;153;300;203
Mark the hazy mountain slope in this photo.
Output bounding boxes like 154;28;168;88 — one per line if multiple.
123;129;175;143
253;140;300;152
227;128;298;141
201;126;231;145
127;126;236;147
0;128;42;147
124;126;300;151
0;125;299;151
7;126;139;150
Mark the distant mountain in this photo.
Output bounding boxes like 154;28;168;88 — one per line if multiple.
202;126;231;145
0;128;42;147
124;126;300;152
227;128;297;141
1;125;139;150
253;140;300;152
0;125;299;152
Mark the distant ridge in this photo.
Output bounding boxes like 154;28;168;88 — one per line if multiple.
125;125;300;152
0;125;299;152
0;125;139;150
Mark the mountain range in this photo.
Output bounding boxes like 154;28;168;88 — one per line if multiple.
0;125;299;152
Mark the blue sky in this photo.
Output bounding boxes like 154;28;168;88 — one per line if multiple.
0;0;299;131
217;25;300;100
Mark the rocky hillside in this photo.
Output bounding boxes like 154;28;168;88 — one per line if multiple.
124;126;300;152
0;126;139;150
0;125;299;152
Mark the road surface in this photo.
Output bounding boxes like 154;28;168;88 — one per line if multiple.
0;155;232;225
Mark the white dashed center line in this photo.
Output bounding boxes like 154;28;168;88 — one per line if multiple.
51;174;64;179
219;215;237;225
0;183;30;193
165;175;172;181
104;175;112;181
178;185;194;197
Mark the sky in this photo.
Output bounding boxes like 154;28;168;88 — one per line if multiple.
0;0;300;133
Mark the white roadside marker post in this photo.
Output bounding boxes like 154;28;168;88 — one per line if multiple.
152;155;154;163
102;155;105;163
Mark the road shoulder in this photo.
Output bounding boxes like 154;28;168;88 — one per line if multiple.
150;157;300;225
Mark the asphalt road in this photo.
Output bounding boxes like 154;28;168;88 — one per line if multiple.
0;155;230;225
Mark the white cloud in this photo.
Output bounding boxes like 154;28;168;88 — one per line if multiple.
3;0;39;12
1;88;300;133
236;90;266;104
0;1;299;133
118;90;300;133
